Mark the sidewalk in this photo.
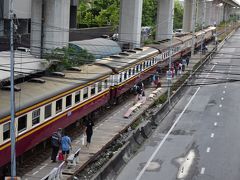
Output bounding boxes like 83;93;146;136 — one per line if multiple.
21;44;216;180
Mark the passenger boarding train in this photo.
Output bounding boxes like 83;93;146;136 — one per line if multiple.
0;26;216;168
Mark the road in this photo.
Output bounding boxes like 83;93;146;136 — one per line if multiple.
117;29;240;180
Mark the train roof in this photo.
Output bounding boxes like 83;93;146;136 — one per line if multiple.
0;64;112;119
94;47;158;72
0;50;49;83
147;38;182;52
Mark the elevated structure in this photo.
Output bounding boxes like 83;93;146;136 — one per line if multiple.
31;0;70;57
183;0;240;32
156;0;174;41
119;0;143;48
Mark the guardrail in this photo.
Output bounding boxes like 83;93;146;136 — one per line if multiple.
67;147;81;167
40;147;81;180
41;161;65;180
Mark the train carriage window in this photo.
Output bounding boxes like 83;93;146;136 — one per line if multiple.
66;95;72;108
83;87;89;100
140;63;143;71
56;99;63;113
136;65;139;72
3;122;10;140
18;114;27;133
75;91;81;104
132;68;135;75
128;69;132;77
45;104;52;119
119;73;122;83
124;71;127;80
104;79;108;89
98;82;102;92
32;108;40;126
91;84;96;95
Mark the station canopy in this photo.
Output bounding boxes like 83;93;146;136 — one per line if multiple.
69;38;122;59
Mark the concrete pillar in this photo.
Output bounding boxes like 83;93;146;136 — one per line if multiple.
44;0;70;50
156;0;174;41
119;0;143;48
31;0;70;56
196;0;206;28
0;21;3;36
30;0;42;56
205;1;213;26
183;0;192;32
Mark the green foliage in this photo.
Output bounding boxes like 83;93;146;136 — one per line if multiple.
77;0;120;29
174;0;183;29
142;0;157;26
46;46;95;72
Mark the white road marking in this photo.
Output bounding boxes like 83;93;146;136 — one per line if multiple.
211;133;215;138
223;91;226;94
135;87;201;180
217;112;220;116
210;65;215;71
32;171;39;176
224;86;227;88
206;147;211;153
39;164;47;170
100;123;103;126
214;122;218;126
219;104;222;108
221;97;224;101
201;167;206;174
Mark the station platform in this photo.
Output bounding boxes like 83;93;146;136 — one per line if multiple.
20;42;217;180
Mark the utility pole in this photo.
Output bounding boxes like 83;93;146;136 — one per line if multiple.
191;0;197;56
200;0;206;63
10;0;16;178
167;5;174;107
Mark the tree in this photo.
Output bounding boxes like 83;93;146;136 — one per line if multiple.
173;0;184;29
46;46;95;72
142;0;157;27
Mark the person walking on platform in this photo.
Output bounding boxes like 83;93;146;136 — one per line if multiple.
51;128;62;162
84;119;94;148
61;133;72;162
182;58;186;72
186;56;190;67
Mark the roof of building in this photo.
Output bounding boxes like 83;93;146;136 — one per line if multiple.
0;50;49;83
69;38;122;59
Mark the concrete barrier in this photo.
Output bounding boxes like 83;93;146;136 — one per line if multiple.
133;129;145;145
141;121;153;138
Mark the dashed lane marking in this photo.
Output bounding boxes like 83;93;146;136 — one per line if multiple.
200;167;206;174
223;91;226;94
135;87;201;180
214;122;217;126
206;147;211;153
32;171;39;176
221;97;224;101
219;104;222;108
211;133;215;138
224;86;227;88
217;112;220;116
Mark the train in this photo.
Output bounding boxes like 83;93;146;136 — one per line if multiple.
0;26;216;168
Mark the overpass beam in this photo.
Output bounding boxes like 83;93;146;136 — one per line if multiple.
119;0;143;48
156;0;174;41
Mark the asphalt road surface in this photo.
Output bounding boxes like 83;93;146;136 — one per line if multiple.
117;29;240;180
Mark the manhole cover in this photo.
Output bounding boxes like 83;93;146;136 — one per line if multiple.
146;162;161;171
